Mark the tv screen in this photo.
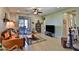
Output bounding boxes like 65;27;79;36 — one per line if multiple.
46;25;55;33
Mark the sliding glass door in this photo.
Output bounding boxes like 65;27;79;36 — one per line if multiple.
18;16;31;35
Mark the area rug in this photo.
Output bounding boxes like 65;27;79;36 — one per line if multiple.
31;34;47;45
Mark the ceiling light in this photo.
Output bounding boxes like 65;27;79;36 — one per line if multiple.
33;9;38;15
57;7;60;8
16;10;20;13
34;11;37;15
64;13;67;15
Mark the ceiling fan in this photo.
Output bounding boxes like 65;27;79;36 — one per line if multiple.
10;7;43;15
33;8;42;15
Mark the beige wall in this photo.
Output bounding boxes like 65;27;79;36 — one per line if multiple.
0;7;6;32
0;7;18;32
44;8;76;38
44;7;79;38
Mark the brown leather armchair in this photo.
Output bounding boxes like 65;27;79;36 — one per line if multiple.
1;28;25;51
2;38;25;51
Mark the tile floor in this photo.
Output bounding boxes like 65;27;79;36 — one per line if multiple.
25;34;73;51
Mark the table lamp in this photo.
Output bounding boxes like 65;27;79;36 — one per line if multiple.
6;20;16;29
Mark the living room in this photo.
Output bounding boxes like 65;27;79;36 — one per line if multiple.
0;7;79;51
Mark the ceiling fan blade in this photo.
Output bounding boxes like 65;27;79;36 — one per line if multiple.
32;8;43;15
38;12;42;13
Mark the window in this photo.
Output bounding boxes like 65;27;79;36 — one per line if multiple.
19;16;28;28
25;19;28;28
19;19;25;27
18;16;32;35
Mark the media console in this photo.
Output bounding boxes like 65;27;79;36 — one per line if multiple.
45;31;55;37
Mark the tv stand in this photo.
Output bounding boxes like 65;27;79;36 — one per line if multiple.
45;31;55;37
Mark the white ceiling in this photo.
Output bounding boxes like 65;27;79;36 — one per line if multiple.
7;7;68;16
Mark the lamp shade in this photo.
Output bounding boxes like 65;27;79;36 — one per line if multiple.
6;20;15;29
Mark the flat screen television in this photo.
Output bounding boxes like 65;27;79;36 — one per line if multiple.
46;25;55;33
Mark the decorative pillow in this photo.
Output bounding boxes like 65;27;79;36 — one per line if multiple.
4;32;10;40
10;31;17;39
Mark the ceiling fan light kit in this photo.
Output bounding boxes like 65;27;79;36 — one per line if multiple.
33;8;42;15
34;11;38;15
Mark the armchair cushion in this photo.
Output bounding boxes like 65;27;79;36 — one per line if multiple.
2;38;25;50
